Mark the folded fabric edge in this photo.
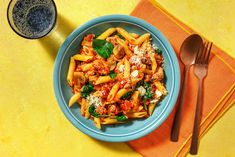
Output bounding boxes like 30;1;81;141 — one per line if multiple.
176;84;235;157
148;0;235;62
179;99;235;157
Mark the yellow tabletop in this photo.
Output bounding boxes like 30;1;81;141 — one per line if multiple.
0;0;234;157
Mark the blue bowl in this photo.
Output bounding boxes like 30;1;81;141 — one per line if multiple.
53;15;180;142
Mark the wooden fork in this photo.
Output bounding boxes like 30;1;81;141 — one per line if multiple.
190;42;213;154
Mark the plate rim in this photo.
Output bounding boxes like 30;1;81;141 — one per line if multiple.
53;14;180;142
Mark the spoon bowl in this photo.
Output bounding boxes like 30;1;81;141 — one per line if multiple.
180;34;203;66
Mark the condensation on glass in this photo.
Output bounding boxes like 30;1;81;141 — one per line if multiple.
7;0;57;39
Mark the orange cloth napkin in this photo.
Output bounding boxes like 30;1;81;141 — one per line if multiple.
128;0;235;156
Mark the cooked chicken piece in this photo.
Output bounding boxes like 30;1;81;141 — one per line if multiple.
93;59;110;75
113;45;125;59
107;55;117;70
141;56;151;65
74;72;86;88
144;74;152;82
106;36;118;46
152;67;164;81
155;53;163;65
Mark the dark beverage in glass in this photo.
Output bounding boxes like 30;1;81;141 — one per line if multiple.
7;0;57;39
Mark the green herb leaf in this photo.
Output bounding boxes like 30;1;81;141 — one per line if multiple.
116;115;127;121
136;80;144;88
155;48;162;54
116;33;124;39
88;105;100;118
94;33;101;39
143;82;151;88
92;39;114;58
121;91;132;100
81;82;94;98
144;89;154;99
109;71;117;79
143;98;147;110
143;82;154;99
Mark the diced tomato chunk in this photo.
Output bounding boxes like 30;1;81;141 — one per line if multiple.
120;100;133;112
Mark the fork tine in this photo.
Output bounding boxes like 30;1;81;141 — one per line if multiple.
205;42;213;64
201;42;209;64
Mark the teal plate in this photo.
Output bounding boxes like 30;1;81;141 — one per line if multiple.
53;15;180;142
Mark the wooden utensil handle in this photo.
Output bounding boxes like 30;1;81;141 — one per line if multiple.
190;79;203;154
171;66;189;141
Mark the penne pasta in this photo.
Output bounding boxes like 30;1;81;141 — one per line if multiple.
73;54;93;62
134;33;151;45
141;39;148;50
130;33;140;38
150;53;157;73
104;101;116;105
116;38;132;56
116;27;136;43
114;88;131;101
95;76;112;85
131;91;140;111
107;82;120;101
124;58;130;78
131;73;144;85
154;81;167;95
101;118;125;124
69;92;81;107
88;75;98;82
138;105;144;111
97;28;116;40
126;112;147;118
81;63;93;71
148;103;156;115
81;98;86;116
94;117;101;129
131;91;140;108
67;57;76;86
66;28;167;129
139;64;147;73
85;104;90;119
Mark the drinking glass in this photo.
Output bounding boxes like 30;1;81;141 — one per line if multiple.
7;0;57;39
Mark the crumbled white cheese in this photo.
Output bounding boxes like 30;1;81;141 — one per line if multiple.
87;94;102;107
150;99;159;103
152;44;159;50
155;90;162;98
134;46;144;56
129;55;141;65
119;64;125;73
137;86;146;96
131;70;139;77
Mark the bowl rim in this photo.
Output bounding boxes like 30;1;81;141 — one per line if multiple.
53;14;180;142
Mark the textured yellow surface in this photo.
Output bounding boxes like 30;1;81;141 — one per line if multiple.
157;0;235;58
0;0;141;157
0;0;234;157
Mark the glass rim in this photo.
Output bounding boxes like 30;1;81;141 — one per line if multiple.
7;0;57;39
